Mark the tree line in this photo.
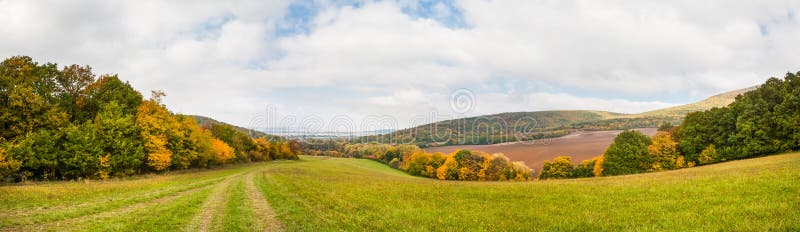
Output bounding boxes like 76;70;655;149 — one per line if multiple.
0;56;298;182
305;141;532;181
538;71;800;179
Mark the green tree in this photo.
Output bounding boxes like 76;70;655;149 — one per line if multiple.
94;102;145;175
81;74;143;121
8;129;63;180
603;130;653;176
573;157;598;178
60;122;103;179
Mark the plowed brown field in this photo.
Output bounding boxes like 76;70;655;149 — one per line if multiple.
424;128;658;171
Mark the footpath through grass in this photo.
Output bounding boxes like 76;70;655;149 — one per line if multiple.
1;153;798;231
257;153;800;231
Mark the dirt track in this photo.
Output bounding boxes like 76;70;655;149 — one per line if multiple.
424;128;657;172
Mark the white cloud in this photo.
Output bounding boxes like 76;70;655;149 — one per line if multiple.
0;0;798;129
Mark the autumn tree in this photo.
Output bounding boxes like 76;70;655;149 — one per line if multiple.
507;161;532;181
479;153;510;181
698;144;722;165
211;138;235;164
0;148;22;182
169;115;216;169
538;156;575;179
406;150;432;176
55;64;95;122
251;137;272;162
592;156;605;177
647;131;684;171
136;97;176;171
0;56;67;141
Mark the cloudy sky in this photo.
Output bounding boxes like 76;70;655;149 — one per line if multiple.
1;0;799;131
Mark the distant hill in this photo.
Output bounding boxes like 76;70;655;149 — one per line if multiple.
356;87;753;147
189;115;278;139
629;86;756;118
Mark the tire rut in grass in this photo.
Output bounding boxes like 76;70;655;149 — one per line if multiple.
1;178;220;232
245;171;286;232
186;174;238;232
0;175;227;220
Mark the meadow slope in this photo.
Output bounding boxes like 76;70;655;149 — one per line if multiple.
1;153;798;231
259;154;799;231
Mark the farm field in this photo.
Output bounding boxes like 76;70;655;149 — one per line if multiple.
3;152;798;231
425;128;657;170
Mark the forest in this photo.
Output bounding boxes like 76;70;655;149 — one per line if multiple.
0;56;299;182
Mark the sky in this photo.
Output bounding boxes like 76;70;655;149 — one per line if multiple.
1;0;799;132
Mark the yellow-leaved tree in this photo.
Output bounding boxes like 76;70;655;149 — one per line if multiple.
592;156;605;177
136;91;177;171
647;131;684;171
0;148;22;181
211;138;235;164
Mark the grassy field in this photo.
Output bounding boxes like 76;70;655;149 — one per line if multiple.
2;153;799;231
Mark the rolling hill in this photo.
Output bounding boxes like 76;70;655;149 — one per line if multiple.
358;87;753;147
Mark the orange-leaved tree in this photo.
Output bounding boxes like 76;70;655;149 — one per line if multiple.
211;138;235;164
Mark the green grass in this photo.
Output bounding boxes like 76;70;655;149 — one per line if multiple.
221;179;256;231
257;154;800;231
1;153;798;231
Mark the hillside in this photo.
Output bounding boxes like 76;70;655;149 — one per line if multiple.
190;115;278;139
258;154;799;230
358;87;752;146
630;86;756;118
3;153;797;230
